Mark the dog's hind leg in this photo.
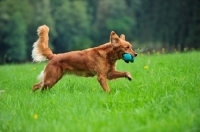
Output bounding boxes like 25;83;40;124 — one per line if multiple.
41;66;63;91
32;69;45;92
41;79;57;91
32;82;42;92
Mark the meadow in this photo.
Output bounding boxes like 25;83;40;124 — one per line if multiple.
0;51;199;132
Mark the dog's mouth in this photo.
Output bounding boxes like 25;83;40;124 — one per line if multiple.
122;53;134;63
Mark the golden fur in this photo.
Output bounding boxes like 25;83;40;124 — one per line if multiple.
32;25;137;92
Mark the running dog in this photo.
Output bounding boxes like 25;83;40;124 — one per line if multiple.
32;25;137;92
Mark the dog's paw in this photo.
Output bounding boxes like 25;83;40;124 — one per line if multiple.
126;72;132;81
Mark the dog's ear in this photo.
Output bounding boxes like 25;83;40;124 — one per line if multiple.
120;34;125;40
110;31;120;44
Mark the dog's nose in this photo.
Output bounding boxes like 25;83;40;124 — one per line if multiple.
134;53;137;57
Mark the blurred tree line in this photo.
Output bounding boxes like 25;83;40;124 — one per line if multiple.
0;0;199;63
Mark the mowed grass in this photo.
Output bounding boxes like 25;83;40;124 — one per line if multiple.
0;51;200;132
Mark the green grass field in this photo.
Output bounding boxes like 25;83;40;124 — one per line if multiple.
0;51;200;132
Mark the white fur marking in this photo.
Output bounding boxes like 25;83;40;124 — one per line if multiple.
37;70;44;81
32;41;47;62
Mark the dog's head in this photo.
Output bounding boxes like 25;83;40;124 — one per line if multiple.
110;31;137;59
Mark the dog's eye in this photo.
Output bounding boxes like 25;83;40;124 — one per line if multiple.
126;46;130;49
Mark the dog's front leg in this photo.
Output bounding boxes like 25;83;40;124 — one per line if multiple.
97;74;110;92
107;70;132;81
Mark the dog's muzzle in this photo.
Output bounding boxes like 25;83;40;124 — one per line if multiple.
134;53;137;57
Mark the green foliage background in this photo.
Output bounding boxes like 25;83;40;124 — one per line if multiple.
0;0;200;63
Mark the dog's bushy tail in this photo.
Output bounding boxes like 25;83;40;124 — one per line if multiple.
32;25;55;62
